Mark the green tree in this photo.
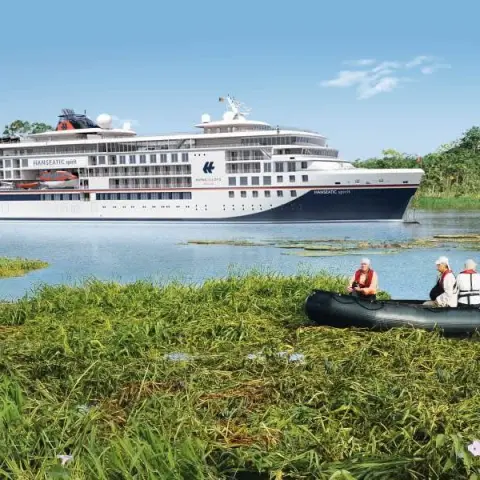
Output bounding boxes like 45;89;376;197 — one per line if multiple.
352;126;480;198
458;126;480;152
3;120;53;137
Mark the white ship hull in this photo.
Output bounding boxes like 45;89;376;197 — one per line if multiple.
0;182;420;223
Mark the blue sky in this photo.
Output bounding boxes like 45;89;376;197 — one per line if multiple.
1;0;479;160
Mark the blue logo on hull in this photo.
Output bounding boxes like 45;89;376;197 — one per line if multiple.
203;161;215;174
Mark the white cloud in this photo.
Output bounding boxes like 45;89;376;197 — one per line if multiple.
371;61;401;73
357;77;400;100
320;70;368;88
344;58;376;66
405;55;435;68
320;55;450;100
421;63;451;75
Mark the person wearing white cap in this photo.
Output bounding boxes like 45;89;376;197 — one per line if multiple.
347;257;378;301
456;259;480;307
423;256;458;307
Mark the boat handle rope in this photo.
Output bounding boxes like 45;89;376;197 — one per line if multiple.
330;293;386;311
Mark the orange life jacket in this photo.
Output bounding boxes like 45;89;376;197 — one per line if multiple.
354;268;374;288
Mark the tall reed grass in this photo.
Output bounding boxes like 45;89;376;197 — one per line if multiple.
0;256;48;278
1;271;480;478
412;195;480;211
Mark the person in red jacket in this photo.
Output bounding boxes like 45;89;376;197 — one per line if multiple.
347;257;378;301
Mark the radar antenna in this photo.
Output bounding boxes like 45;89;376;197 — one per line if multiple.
224;94;251;119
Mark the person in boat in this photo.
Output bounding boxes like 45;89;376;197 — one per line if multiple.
423;256;458;307
347;257;378;301
457;259;480;307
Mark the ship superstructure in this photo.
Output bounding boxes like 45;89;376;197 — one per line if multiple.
0;96;424;221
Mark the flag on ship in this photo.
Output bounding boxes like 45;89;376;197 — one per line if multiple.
218;97;225;102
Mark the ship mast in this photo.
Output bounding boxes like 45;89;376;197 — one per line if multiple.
224;95;251;120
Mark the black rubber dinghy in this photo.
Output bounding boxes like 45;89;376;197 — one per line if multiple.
304;290;480;336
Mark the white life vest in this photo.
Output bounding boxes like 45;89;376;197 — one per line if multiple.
457;270;480;305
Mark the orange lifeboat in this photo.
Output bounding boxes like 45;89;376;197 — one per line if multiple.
38;170;78;182
17;182;40;189
38;170;79;189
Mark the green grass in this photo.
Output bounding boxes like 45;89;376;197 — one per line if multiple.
1;272;480;479
0;257;49;278
412;194;480;210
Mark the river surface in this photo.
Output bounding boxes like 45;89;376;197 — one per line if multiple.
1;211;480;301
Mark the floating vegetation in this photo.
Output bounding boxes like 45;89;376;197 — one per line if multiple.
183;235;480;258
1;272;480;478
185;239;273;247
284;249;400;257
0;256;49;278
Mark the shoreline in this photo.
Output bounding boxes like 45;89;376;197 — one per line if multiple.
412;195;480;211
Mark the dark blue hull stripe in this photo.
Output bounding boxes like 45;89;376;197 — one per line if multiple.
0;188;417;221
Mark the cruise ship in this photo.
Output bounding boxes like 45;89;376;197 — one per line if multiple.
0;96;424;222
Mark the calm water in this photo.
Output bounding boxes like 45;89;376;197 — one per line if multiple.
1;211;480;301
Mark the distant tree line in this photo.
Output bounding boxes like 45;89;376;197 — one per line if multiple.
3;120;53;137
353;126;480;196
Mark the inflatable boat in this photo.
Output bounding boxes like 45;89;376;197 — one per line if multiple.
304;290;480;335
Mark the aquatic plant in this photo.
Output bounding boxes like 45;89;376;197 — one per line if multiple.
0;256;48;278
1;272;480;478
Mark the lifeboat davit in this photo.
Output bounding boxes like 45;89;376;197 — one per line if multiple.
38;170;79;189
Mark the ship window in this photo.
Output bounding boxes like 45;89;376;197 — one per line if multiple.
160;154;167;163
229;191;234;198
287;162;296;172
240;177;248;186
119;155;126;164
229;177;236;186
403;180;408;184
252;191;259;198
277;190;283;197
251;176;259;186
182;153;189;163
5;160;11;168
22;159;28;167
302;175;308;182
355;179;360;183
140;155;146;164
99;156;106;165
150;154;157;163
129;155;136;164
171;153;178;163
301;162;307;169
290;190;297;197
241;191;247;198
264;163;272;172
379;178;384;183
264;191;271;198
263;176;271;185
289;175;295;182
274;162;284;172
277;176;283;183
335;181;340;185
